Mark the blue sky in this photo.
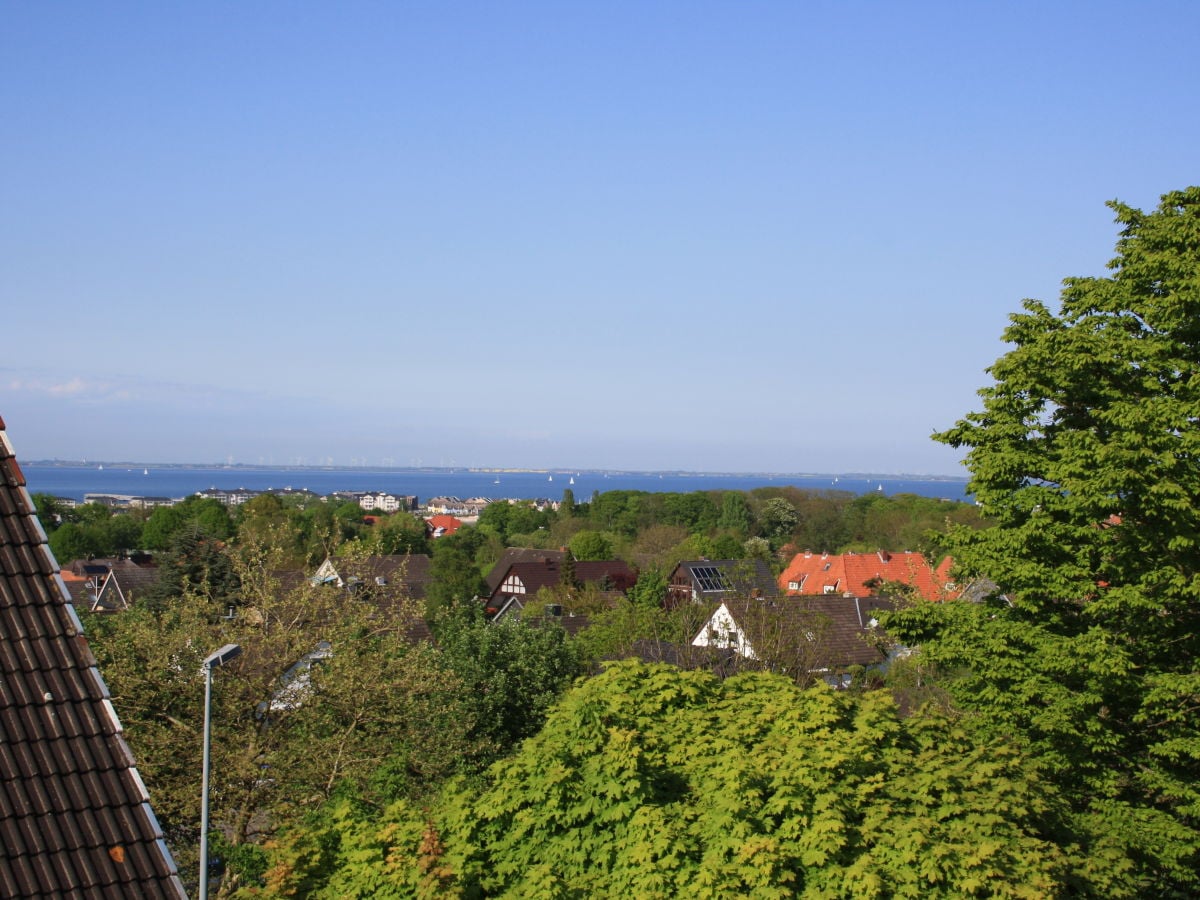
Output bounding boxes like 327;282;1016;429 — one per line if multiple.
3;2;1197;474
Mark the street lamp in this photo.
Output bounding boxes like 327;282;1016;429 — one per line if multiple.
200;643;242;900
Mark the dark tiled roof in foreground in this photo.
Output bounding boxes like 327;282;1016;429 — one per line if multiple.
0;418;186;898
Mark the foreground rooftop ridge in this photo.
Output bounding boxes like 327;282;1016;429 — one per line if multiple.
0;415;187;898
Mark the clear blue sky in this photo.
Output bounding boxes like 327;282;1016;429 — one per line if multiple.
3;2;1196;474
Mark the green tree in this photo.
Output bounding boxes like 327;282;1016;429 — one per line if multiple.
627;523;689;572
661;491;720;531
434;605;585;758
559;487;576;516
718;490;753;533
424;533;487;618
475;500;513;540
31;492;70;529
758;496;799;543
709;531;744;560
48;521;102;562
264;662;1073;897
885;187;1200;895
362;512;430;556
142;525;240;610
627;568;668;609
584;490;644;537
568;529;614;561
87;537;476;897
143;496;234;550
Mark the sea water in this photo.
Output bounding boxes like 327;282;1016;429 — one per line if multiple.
23;464;971;504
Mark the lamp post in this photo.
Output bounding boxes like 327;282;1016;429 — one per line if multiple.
200;643;241;900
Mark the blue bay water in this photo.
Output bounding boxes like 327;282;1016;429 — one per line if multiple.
23;464;972;505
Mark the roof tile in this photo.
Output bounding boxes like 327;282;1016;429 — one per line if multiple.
0;419;185;898
778;550;960;602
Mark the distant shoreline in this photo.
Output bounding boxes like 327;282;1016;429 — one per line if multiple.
25;459;969;483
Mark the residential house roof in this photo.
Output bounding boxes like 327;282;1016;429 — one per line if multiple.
487;558;637;606
308;555;433;642
484;548;567;594
425;514;463;539
668;558;779;605
777;550;958;602
0;416;186;898
59;559;161;613
693;593;896;673
489;599;592;636
312;554;433;600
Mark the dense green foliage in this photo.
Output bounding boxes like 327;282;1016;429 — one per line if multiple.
84;545;478;895
256;662;1071;898
433;605;586;758
884;187;1200;895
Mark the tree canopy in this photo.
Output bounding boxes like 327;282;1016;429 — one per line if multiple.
257;661;1072;898
884;187;1200;895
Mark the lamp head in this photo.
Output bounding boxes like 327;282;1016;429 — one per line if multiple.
203;643;242;669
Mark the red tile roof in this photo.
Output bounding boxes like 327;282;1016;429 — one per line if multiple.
0;416;186;898
426;514;464;537
778;550;958;602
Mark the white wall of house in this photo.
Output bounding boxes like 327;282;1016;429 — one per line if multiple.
692;603;757;659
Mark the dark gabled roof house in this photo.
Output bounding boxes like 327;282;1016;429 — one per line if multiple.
60;559;160;614
0;416;186;898
312;553;433;600
667;558;779;607
484;548;567;594
308;555;433;641
692;593;896;683
486;557;637;612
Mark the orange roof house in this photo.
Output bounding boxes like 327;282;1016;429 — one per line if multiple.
778;550;959;602
426;514;463;539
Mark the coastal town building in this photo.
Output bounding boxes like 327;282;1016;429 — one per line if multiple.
424;496;490;516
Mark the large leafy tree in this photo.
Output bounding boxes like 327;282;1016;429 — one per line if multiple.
258;662;1072;898
143;495;235;550
433;605;585;759
87;536;478;897
885;187;1200;894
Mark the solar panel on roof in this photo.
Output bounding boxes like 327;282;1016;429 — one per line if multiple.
692;565;729;592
